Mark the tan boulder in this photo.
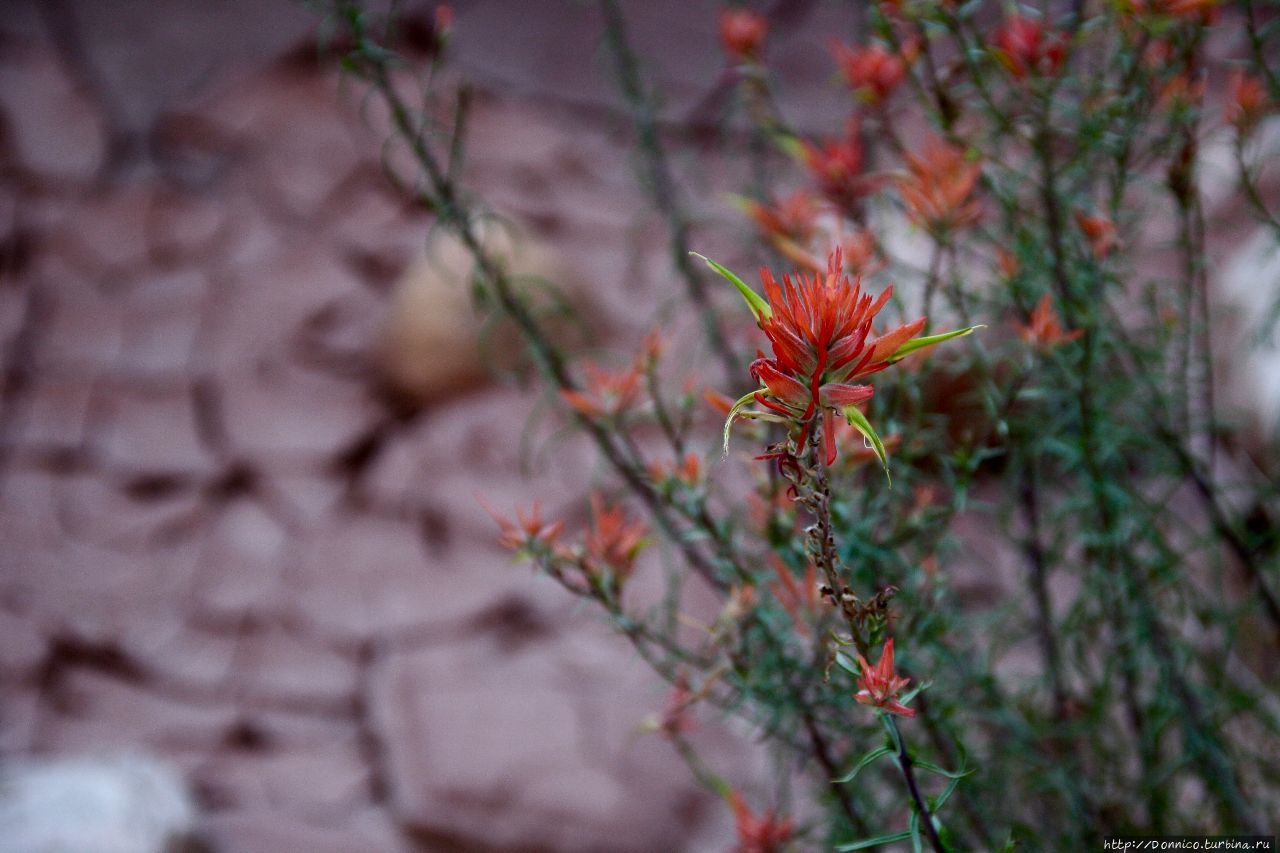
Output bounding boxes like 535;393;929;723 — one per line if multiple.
376;224;585;404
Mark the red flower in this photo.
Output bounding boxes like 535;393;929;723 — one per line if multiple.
744;192;818;245
991;14;1066;80
658;673;698;737
1018;294;1082;349
802;121;880;217
719;8;767;62
649;452;702;487
839;228;883;277
769;556;821;638
583;494;648;584
1074;210;1116;259
751;250;927;464
434;4;454;33
481;499;564;553
704;387;737;416
1125;0;1219;21
1156;72;1205;113
854;638;916;717
703;249;977;472
742;192;822;272
560;362;643;420
831;41;908;104
729;790;795;853
896;138;982;236
1226;70;1268;134
996;247;1020;279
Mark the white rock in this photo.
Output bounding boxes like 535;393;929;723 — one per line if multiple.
0;753;197;853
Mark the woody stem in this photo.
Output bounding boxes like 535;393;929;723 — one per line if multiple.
804;421;869;658
888;716;947;853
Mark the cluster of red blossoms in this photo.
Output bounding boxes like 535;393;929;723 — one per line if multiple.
854;638;916;718
484;494;649;597
729;790;795;853
990;13;1067;80
716;249;975;469
718;7;767;62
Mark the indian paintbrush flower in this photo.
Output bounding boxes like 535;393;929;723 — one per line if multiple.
1124;0;1220;21
728;790;796;853
560;361;644;420
648;452;702;487
719;7;768;62
896;137;983;237
583;493;649;589
801;120;880;218
1074;210;1117;259
831;40;910;104
769;555;822;639
738;191;821;271
696;248;979;475
1018;293;1082;348
481;499;564;555
1226;70;1268;135
990;14;1066;80
854;638;916;718
838;228;883;277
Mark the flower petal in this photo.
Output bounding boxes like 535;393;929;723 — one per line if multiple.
752;359;811;406
868;317;927;363
820;383;874;408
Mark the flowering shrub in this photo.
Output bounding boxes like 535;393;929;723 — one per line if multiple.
323;0;1279;848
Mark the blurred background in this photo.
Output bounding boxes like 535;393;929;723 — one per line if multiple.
0;0;875;850
2;0;1278;851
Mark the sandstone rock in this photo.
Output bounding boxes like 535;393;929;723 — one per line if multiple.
40;670;236;754
51;190;154;275
98;382;214;475
118;271;209;379
10;370;98;453
210;244;365;372
34;259;126;372
0;42;108;183
192;499;293;620
362;386;594;534
195;63;372;222
369;633;719;852
145;188;233;265
291;514;435;640
0;690;40;757
217;360;375;462
196;738;370;812
231;627;358;709
0;607;46;681
199;807;409;853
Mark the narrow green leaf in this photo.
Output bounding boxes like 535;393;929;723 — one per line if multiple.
933;776;963;811
834;650;861;678
909;811;923;853
691;252;770;321
843;405;891;485
835;830;913;851
897;679;931;707
772;131;806;161
887;325;985;363
832;745;893;784
723;390;760;456
912;759;972;780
